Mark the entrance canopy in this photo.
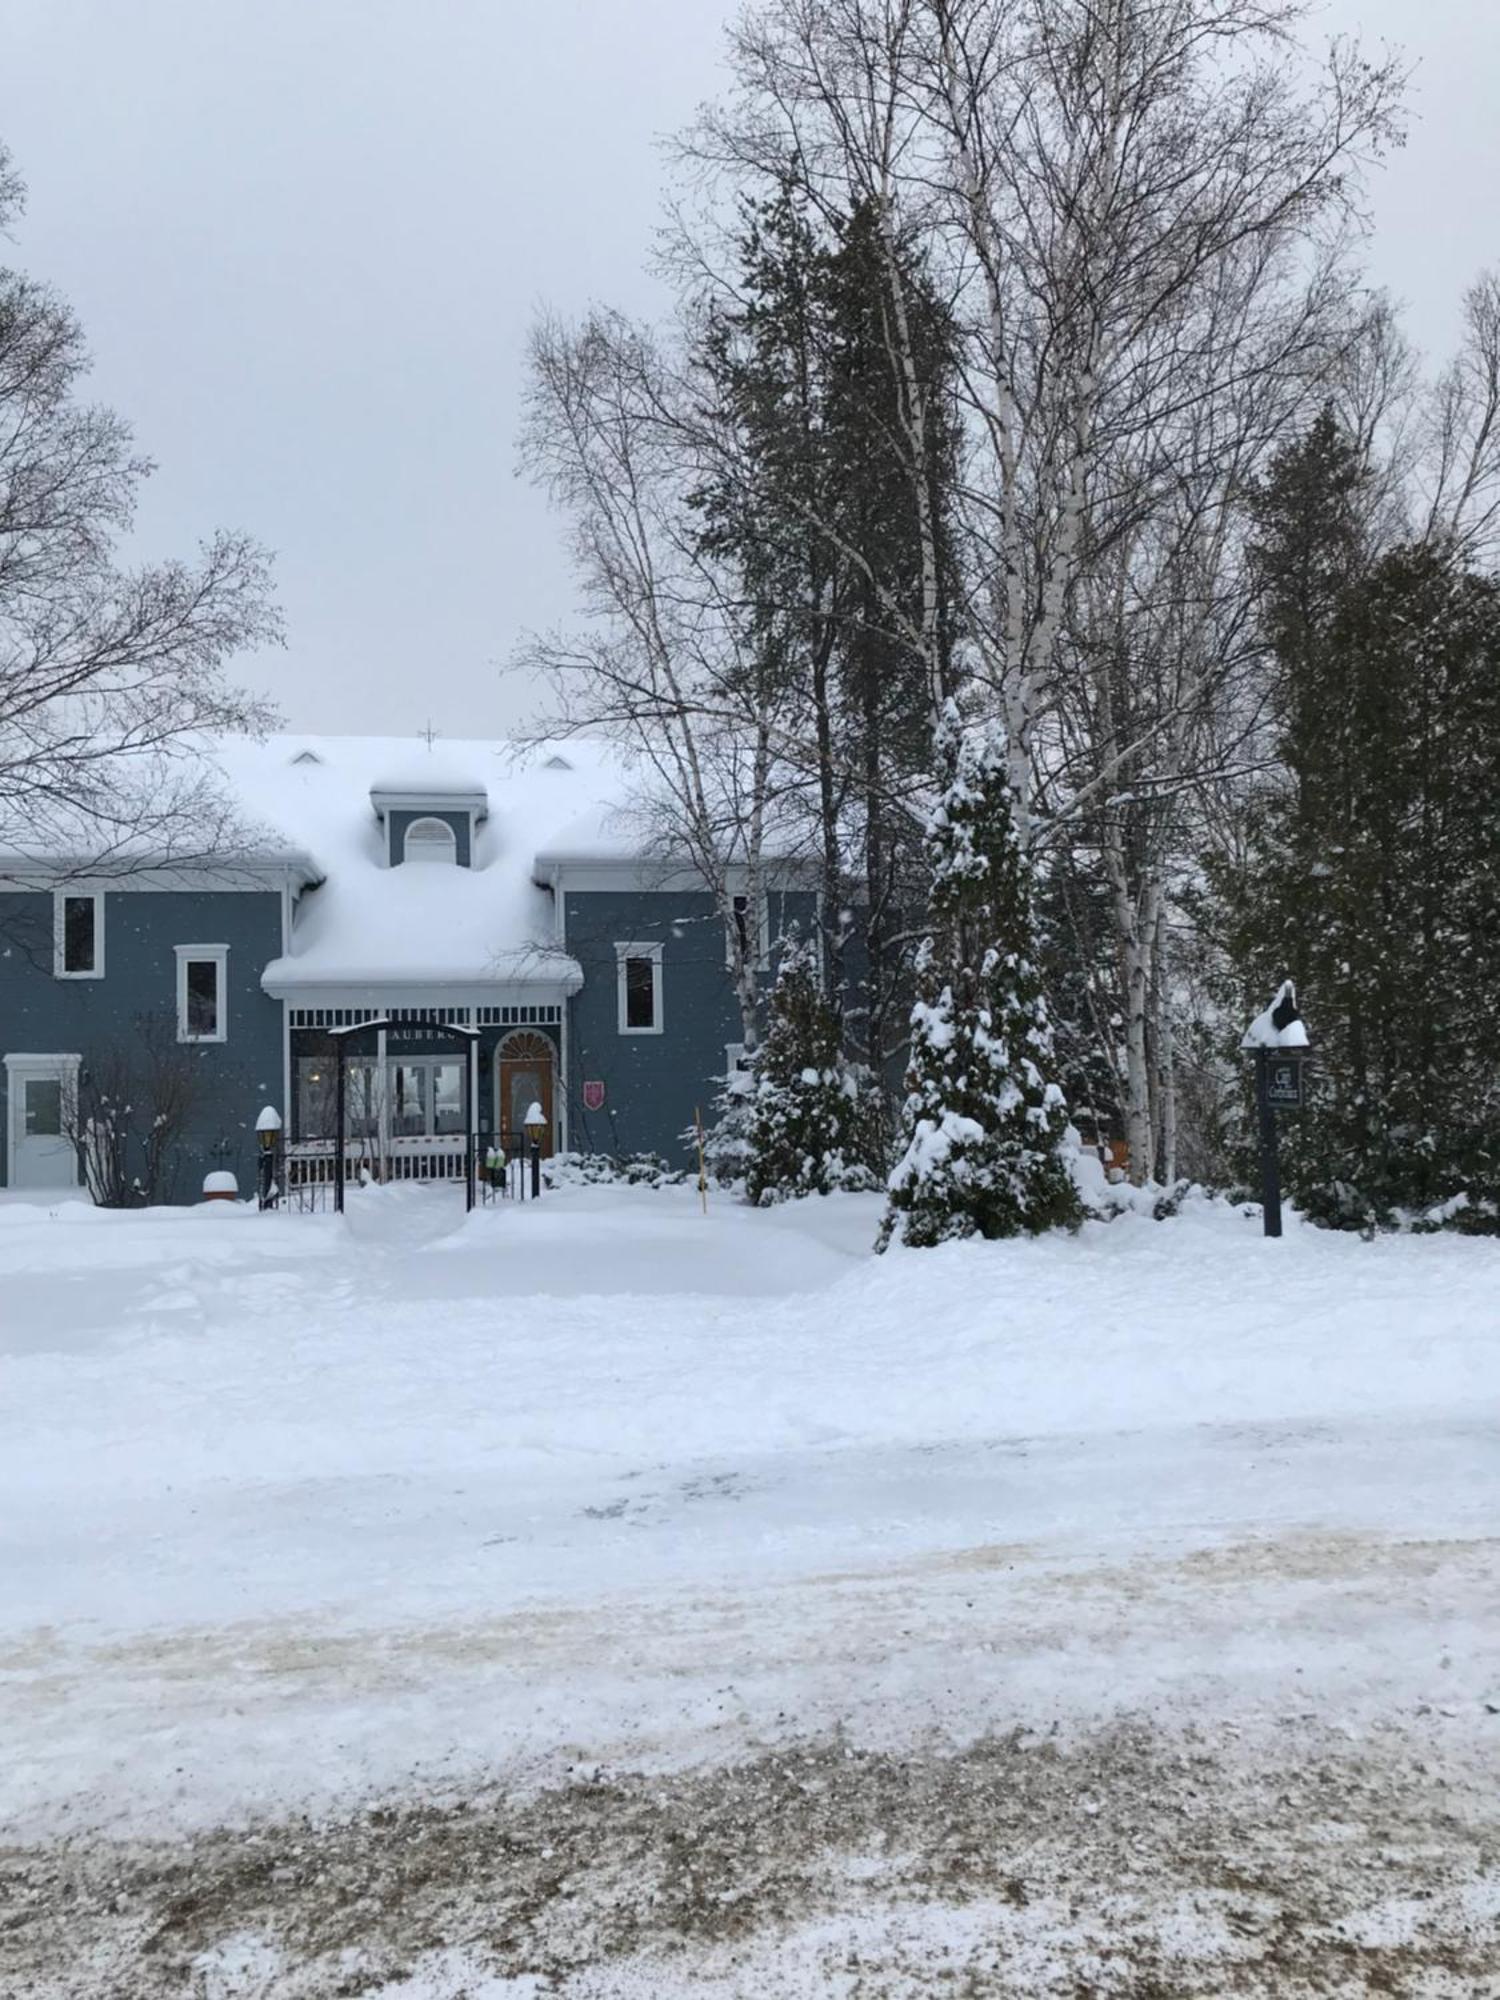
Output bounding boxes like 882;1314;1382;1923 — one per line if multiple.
330;1016;479;1058
329;1016;480;1211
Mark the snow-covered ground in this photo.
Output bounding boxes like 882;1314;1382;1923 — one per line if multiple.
2;1184;1497;1995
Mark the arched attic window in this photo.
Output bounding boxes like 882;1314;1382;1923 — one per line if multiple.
403;815;459;863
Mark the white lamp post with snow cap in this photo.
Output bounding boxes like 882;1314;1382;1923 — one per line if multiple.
523;1100;546;1200
1241;982;1310;1239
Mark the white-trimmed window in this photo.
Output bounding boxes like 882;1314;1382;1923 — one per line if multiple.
725;892;769;971
615;941;664;1035
54;890;104;979
175;944;229;1043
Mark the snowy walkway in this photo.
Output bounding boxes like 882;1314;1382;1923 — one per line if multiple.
2;1184;1497;1994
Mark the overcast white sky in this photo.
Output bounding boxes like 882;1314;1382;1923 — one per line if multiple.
3;0;1497;739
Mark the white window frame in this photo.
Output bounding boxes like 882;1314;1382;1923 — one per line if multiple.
53;889;105;980
725;891;770;972
615;940;664;1036
175;944;229;1044
384;1053;469;1140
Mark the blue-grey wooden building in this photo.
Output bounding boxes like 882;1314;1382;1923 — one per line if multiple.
0;736;814;1200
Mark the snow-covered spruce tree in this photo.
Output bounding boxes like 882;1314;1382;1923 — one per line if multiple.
698;1058;756;1188
879;711;1080;1249
744;934;875;1204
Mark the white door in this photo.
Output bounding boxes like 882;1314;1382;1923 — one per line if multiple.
5;1055;81;1192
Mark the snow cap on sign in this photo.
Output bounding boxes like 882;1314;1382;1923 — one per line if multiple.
1241;979;1310;1050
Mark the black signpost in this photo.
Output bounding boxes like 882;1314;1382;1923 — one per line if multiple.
1247;985;1309;1240
329;1016;479;1213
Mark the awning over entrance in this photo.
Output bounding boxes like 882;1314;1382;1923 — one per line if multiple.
328;1017;479;1211
284;1008;565;1202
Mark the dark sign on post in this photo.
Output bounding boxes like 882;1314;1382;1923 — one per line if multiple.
1243;982;1310;1240
1265;1056;1306;1109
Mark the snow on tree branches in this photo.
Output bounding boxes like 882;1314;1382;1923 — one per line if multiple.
744;932;875;1205
880;709;1080;1249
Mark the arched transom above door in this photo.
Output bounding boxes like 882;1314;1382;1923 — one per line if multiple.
497;1030;556;1063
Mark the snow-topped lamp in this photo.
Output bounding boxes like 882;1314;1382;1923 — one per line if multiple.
523;1100;546;1201
254;1104;283;1212
1241;981;1310;1240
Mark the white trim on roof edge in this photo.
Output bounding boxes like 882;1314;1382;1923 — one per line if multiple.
262;981;581;1010
534;856;819;894
0;856;321;892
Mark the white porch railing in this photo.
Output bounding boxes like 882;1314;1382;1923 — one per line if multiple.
285;1137;471;1187
281;1137;538;1209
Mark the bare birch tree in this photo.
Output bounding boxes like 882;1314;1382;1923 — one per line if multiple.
1418;272;1500;561
919;0;1403;824
696;0;1401;1177
0;143;280;877
519;309;784;1052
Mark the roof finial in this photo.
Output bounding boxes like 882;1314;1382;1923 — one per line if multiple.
419;719;438;750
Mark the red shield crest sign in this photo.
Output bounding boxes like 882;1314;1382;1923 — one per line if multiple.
582;1080;606;1112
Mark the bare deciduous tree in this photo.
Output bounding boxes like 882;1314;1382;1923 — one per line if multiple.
691;0;1402;1177
1419;272;1500;560
519;309;783;1052
61;1012;206;1208
0;143;280;880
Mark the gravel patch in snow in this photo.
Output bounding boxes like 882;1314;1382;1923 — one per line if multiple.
5;1717;1497;1997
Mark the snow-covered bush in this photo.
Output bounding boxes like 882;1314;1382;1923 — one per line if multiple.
543;1151;687;1190
744;935;878;1205
880;710;1081;1249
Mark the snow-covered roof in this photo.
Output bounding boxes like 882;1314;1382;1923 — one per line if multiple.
2;728;817;992
211;735;636;995
534;795;665;869
366;755;491;817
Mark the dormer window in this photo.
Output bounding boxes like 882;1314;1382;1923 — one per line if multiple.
369;770;487;868
403;816;459;863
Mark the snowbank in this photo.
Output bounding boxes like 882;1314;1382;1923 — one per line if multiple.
1;1182;1496;1845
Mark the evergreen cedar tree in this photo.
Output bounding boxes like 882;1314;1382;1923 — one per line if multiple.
879;709;1081;1249
693;185;961;1140
744;933;876;1206
1207;408;1500;1231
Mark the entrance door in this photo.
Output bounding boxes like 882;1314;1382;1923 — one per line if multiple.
496;1032;556;1154
5;1054;81;1191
